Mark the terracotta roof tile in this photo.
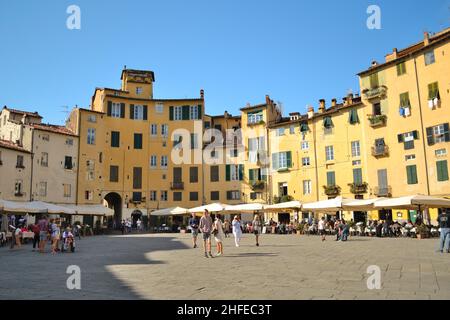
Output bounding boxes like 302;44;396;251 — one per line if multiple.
0;139;30;153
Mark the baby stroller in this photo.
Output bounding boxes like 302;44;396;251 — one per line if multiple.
61;229;76;253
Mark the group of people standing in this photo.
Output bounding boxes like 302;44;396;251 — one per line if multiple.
188;210;262;258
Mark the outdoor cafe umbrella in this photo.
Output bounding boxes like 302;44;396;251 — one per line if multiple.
150;207;189;217
65;204;114;216
264;201;302;212
188;203;226;213
0;200;48;214
33;201;76;215
301;197;345;213
224;203;265;212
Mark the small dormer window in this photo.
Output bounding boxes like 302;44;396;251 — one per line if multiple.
136;87;143;95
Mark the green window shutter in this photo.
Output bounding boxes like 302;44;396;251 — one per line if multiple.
349;109;359;124
286;151;292;168
182;106;190;120
324;117;333;128
400;92;410;107
143;105;148;120
397;133;404;143
120;103;125;118
426;127;435;146
444;123;450;142
272;153;279;170
300;122;309;132
197;105;202;120
428;82;439;100
353;168;363;185
437;160;449;182
249;169;255;183
226;165;231;181
238;165;244;181
327;172;336;186
406;165;418;184
169;106;174;121
130;105;135;119
107;101;112;116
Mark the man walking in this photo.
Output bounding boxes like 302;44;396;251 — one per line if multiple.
189;212;200;248
437;208;450;253
199;210;214;258
318;217;326;242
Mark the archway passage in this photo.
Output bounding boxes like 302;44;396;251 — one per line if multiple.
104;192;122;229
131;210;143;229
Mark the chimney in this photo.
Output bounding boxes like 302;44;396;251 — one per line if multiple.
347;93;353;105
265;95;271;105
424;31;430;46
318;99;325;113
343;97;348;106
200;89;204;99
224;111;230;118
331;99;337;108
289;112;300;121
307;106;314;119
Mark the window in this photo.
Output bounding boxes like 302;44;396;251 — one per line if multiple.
174;106;183;120
325;146;334;161
437;160;449;182
276;128;285;136
230;149;238;158
326;171;336;186
353;168;363;185
111;131;120;148
352;160;362;166
427;123;449;145
86;160;95;181
134;133;143;149
42;134;50;142
190;167;198;183
110;102;122;118
150;155;157;168
41;152;48;167
349;109;359;124
136;87;143;95
150;191;157;201
155;103;164;114
405;154;416;161
64;156;73;170
406;165;418;184
110;165;119;182
301;141;309;151
399;92;410;108
131;105;146;120
272;152;292;170
211;191;220;201
161;156;168;169
85;191;93;201
369;73;379;88
133;167;142;189
161;124;168;138
39;182;47;197
190;192;199;201
160;191;168;201
303;180;312;195
289;125;295;134
248;111;263;124
211;166;219;182
226;165;243;181
87;115;96;123
373;103;382;116
66;139;74;146
428;82;440;100
397;62;406;76
132;192;142;202
63;184;71;198
351;141;361;157
424;50;435;66
435;149;447;157
87;128;96;145
151;124;158;136
302;157;310;167
15;180;23;196
190;105;199;120
173;192;182;202
404;132;415;150
323;117;333;129
226;191;240;200
16;155;24;168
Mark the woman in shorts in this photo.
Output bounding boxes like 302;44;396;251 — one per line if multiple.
252;214;262;247
50;220;61;254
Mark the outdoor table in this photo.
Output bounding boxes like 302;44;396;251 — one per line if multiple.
22;232;34;239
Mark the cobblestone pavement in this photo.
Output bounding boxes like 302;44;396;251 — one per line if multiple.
1;233;449;300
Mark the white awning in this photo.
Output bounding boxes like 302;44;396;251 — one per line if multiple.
341;198;385;211
65;204;114;216
264;201;302;211
0;200;48;213
224;203;265;212
302;197;343;212
150;207;189;217
188;203;227;213
374;195;450;210
33;201;76;215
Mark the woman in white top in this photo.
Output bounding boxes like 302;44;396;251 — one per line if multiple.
51;220;61;254
252;214;262;247
232;215;242;247
213;215;225;256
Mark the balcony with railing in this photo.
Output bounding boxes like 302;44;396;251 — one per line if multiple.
348;182;368;194
362;86;387;100
374;186;392;197
251;180;266;191
371;145;389;158
368;114;387;128
170;182;184;190
323;185;341;196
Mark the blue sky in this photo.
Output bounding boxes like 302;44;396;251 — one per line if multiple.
0;0;449;125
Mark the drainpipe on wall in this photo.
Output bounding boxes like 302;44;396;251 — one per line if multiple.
29;128;34;202
413;57;431;196
312;121;320;201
